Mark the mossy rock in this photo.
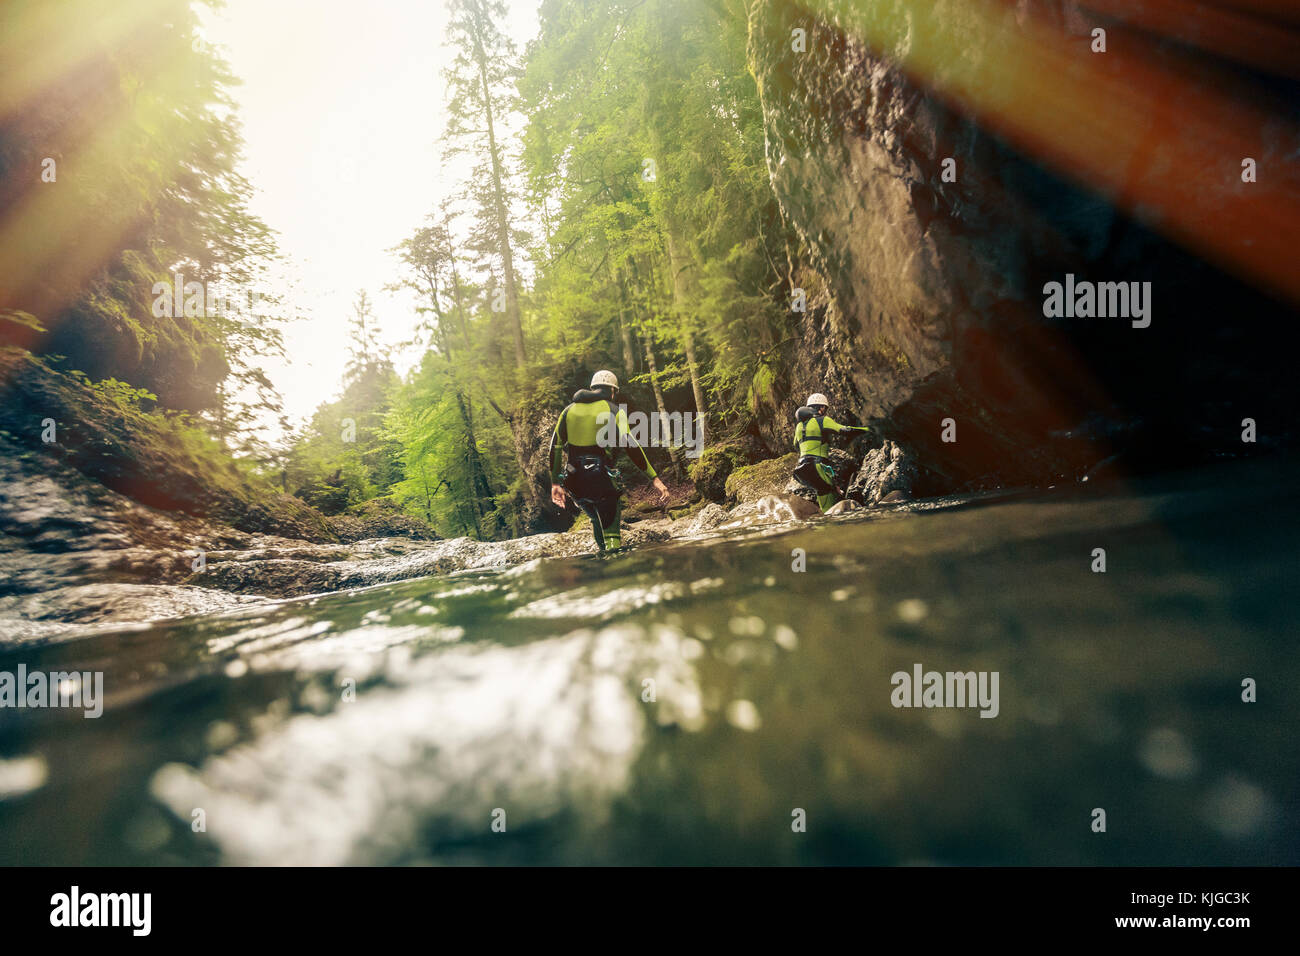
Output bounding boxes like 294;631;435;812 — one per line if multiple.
689;445;748;502
724;454;798;504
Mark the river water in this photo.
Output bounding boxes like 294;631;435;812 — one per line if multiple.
0;459;1294;865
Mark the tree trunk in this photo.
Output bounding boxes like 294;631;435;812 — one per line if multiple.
614;268;639;376
484;393;541;508
474;32;525;369
663;227;707;450
681;326;706;450
453;391;486;538
641;331;685;479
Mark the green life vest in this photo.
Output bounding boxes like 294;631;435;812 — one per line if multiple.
797;415;832;458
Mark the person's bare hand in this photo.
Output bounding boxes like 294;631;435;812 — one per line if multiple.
550;484;567;508
652;477;669;501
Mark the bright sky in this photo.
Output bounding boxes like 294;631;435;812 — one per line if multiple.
201;0;540;428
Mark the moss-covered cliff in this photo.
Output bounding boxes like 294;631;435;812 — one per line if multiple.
0;348;336;542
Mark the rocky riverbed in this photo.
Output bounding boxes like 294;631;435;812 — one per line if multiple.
0;434;926;641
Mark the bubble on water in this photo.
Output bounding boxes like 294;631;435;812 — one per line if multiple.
386;645;413;672
416;605;438;616
434;583;498;599
658;687;707;732
224;660;248;678
0;755;47;800
209;617;334;659
298;682;334;714
123;811;171;853
725;699;762;732
690;577;724;594
763;576;777;587
1139;727;1198;779
728;615;764;636
831;588;853;602
772;625;798;651
1200;776;1275;838
896;599;928;623
724;641;764;666
206;721;239;750
502;558;543;578
363;610;391;624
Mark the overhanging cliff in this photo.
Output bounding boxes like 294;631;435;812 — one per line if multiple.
747;0;1300;490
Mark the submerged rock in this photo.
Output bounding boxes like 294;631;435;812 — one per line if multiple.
725;494;821;526
681;502;730;535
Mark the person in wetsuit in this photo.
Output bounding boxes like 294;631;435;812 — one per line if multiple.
792;392;871;513
548;370;668;552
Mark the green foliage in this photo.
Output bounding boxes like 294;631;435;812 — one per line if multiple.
520;0;797;431
0;0;295;537
286;359;404;516
0;0;282;420
285;0;814;538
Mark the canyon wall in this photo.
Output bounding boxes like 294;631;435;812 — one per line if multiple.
747;0;1300;490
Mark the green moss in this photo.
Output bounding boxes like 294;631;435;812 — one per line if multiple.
689;445;747;502
746;363;777;412
724;454;797;503
871;334;911;372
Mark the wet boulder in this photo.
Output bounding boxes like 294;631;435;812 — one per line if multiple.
680;502;730;535
724;454;797;504
187;559;348;597
847;441;918;505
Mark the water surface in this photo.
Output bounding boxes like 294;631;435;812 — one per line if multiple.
0;460;1294;865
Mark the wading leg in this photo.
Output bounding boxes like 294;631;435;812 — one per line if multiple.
577;499;607;551
597;495;622;550
815;463;838;513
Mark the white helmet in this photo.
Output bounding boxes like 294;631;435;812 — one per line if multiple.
590;370;619;389
806;392;829;407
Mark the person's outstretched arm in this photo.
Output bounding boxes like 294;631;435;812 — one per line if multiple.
823;416;871;435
